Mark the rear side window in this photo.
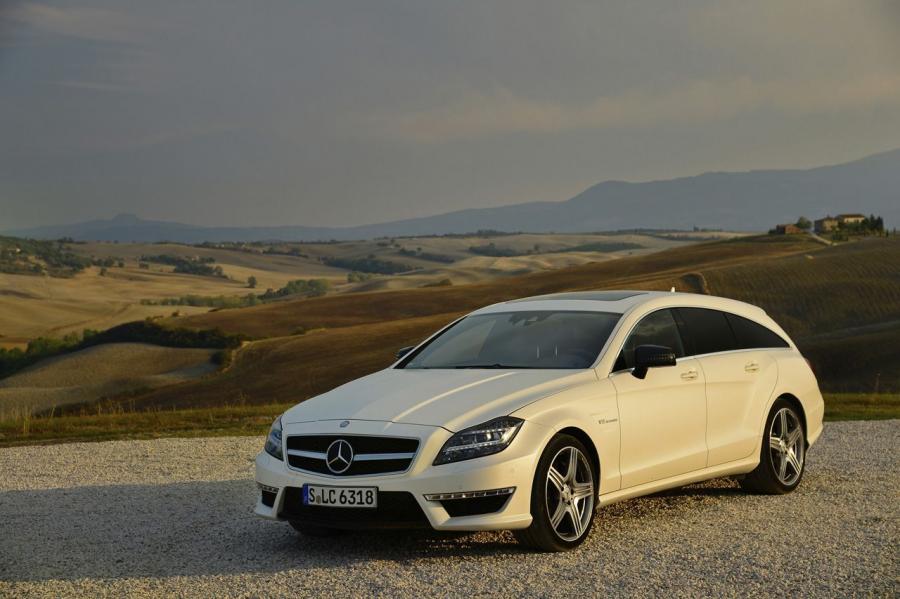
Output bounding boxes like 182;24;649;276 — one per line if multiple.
674;308;737;356
726;313;790;349
615;309;685;370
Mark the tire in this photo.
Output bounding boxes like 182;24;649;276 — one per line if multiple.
514;434;597;552
740;398;806;494
289;521;343;537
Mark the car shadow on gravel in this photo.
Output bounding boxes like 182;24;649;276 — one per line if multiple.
0;479;525;583
0;475;787;583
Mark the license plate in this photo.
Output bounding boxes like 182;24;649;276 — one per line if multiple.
302;484;378;508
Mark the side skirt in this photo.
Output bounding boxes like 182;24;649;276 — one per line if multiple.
597;456;759;507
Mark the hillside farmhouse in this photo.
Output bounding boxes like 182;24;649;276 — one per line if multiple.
815;213;866;233
774;223;804;235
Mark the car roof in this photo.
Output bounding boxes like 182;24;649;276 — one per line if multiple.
471;289;768;319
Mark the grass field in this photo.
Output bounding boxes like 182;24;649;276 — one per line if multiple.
0;393;893;447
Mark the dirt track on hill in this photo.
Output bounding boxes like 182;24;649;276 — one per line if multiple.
1;420;897;597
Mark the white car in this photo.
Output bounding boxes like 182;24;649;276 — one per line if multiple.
255;290;824;551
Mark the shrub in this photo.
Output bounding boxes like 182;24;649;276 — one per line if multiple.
323;257;417;274
259;279;330;300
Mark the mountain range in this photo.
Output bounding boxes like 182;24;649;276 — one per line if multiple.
5;148;898;242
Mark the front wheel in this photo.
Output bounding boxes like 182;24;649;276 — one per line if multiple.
740;398;806;494
514;434;597;552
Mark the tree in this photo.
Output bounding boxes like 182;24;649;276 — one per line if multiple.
795;216;812;231
247;275;258;289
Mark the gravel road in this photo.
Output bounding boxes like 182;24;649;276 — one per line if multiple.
1;421;897;597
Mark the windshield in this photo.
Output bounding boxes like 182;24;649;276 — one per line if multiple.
401;310;621;369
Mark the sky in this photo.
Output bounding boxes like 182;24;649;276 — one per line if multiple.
1;0;899;229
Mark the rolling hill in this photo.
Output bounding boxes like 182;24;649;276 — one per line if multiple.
6;149;899;242
0;232;688;346
75;235;899;413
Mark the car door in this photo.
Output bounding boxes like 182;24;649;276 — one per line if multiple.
610;309;708;488
674;308;781;467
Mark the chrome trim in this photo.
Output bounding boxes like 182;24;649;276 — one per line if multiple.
286;449;416;462
353;452;417;461
424;487;516;501
286;449;326;459
257;483;279;494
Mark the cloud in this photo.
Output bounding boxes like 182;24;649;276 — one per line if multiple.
369;73;900;143
7;2;152;44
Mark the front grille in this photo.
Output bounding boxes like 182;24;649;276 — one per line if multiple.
285;435;419;476
279;488;430;529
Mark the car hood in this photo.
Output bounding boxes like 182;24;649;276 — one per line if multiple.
281;368;597;431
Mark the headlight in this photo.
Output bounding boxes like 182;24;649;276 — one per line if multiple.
264;416;283;460
433;416;524;465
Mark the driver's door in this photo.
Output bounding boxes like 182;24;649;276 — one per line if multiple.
610;309;708;488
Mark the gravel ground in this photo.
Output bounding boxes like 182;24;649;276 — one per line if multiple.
1;421;897;597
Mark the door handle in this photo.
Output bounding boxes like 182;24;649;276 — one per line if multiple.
680;370;698;380
744;362;760;373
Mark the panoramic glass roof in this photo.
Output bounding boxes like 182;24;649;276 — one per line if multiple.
508;290;648;303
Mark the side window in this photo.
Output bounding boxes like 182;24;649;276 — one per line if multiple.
674;308;738;356
615;309;685;370
726;313;790;349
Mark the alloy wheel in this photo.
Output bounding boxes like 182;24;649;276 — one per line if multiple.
768;407;805;486
545;446;595;541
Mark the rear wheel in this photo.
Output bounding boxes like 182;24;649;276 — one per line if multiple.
289;521;343;537
740;398;806;494
514;434;597;552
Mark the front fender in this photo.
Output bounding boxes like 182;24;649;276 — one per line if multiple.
512;378;621;495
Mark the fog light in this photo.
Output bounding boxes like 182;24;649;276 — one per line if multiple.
424;487;515;501
258;483;279;494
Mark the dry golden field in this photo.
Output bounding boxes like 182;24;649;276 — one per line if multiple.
0;343;216;420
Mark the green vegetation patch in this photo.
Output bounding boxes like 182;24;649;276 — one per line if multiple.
397;248;456;263
258;278;330;300
323;256;418;274
824;393;900;421
140;279;331;309
0;403;291;447
142;295;260;309
140;254;227;278
0;236;91;277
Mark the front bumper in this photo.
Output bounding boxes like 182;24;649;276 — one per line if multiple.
255;418;547;531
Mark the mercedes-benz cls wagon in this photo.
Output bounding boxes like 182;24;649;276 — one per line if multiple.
255;290;824;551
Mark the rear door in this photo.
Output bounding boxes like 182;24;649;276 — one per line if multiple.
674;308;780;466
611;309;708;488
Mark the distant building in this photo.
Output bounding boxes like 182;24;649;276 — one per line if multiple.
837;213;866;226
774;224;803;235
814;216;839;233
814;213;867;233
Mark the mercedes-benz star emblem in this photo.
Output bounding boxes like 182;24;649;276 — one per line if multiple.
325;439;353;474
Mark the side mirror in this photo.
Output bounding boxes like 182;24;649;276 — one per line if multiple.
632;344;677;379
396;346;415;360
